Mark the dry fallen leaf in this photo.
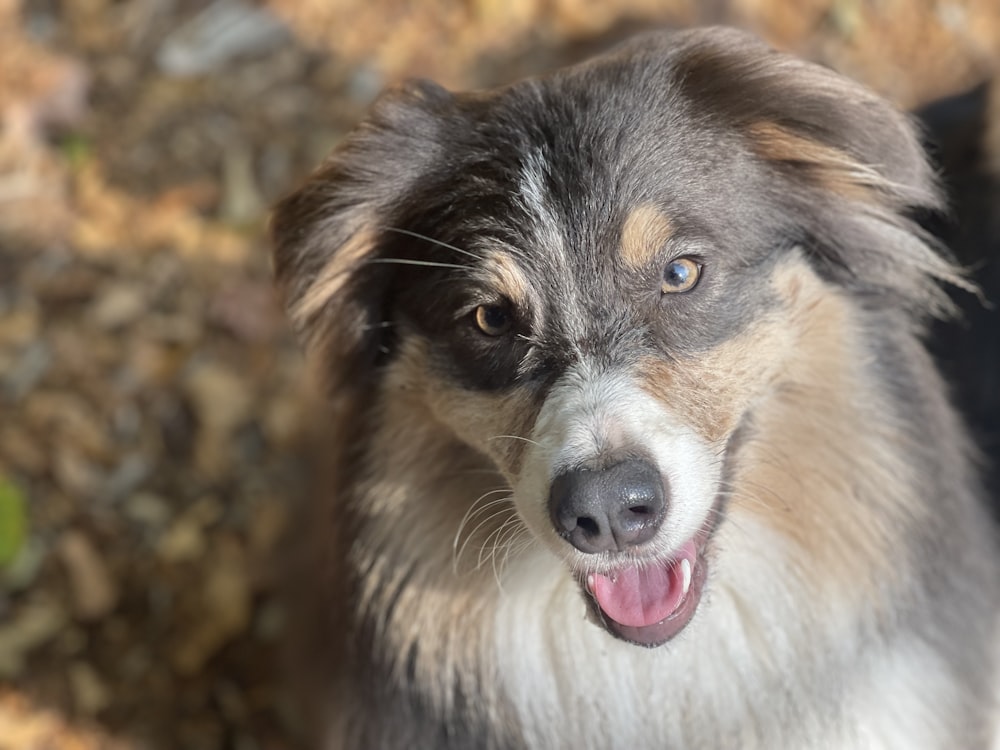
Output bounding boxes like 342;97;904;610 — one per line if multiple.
57;529;119;622
0;596;67;678
170;534;252;675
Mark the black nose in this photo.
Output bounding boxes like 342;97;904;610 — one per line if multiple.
549;459;667;554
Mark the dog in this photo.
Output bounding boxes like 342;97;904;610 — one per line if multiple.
271;26;1000;749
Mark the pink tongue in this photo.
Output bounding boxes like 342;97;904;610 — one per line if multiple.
590;544;694;628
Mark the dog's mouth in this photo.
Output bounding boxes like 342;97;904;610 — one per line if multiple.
577;521;713;648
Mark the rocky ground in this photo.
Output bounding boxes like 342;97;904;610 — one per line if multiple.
0;1;998;748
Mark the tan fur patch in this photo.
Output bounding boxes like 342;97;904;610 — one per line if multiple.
636;317;789;445
433;386;540;475
619;204;675;271
347;346;535;715
478;252;532;309
397;342;541;477
739;261;919;612
749;121;885;202
638;257;917;612
290;225;375;327
353;407;506;714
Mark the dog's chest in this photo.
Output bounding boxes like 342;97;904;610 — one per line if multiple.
490;551;773;749
488;549;954;750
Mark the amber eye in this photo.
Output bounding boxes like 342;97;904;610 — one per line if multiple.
661;257;702;293
474;303;512;336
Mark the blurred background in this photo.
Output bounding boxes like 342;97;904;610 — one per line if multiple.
0;1;997;748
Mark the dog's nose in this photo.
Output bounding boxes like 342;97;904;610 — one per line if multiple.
549;459;666;554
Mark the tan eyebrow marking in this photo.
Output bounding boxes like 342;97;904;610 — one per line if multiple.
619;204;675;271
482;252;531;307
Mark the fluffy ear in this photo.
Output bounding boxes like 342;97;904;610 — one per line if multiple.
270;80;452;391
671;27;966;317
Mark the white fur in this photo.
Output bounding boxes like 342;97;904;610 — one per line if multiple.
513;360;720;565
517;149;551;223
516;149;568;275
493;513;959;750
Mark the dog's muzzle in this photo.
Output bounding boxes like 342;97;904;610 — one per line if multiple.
546;457;710;648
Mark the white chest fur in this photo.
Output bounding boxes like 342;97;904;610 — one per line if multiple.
491;523;956;750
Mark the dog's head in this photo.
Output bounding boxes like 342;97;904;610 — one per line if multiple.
272;27;960;647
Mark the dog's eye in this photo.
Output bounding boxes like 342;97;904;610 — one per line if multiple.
661;257;702;294
474;303;512;336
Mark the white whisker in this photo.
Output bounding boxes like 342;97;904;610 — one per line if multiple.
381;226;485;262
453;492;516;573
367;258;467;270
487;434;540;447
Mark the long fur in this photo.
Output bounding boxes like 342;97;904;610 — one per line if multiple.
272;27;1000;749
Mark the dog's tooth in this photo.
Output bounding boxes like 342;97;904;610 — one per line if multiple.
680;558;692;596
586;574;595;592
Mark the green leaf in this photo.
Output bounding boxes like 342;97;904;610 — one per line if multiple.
0;476;27;568
58;132;93;170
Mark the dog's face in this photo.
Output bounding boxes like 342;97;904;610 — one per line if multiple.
273;28;955;647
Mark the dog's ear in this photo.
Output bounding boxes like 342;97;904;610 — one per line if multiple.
271;80;453;391
672;27;966;317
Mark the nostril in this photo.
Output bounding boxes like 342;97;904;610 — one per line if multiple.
576;516;601;538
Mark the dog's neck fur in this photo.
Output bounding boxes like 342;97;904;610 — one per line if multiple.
332;269;998;750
